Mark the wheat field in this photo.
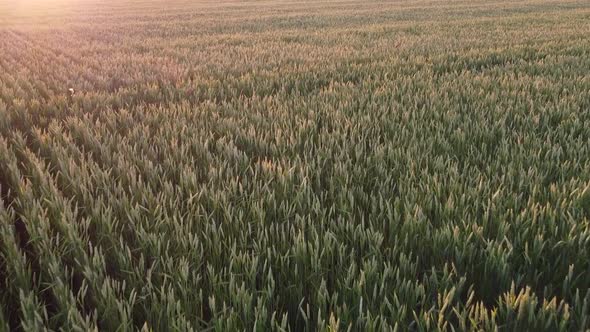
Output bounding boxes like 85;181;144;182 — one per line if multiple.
1;0;590;330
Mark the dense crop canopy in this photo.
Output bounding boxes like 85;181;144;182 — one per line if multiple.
1;0;590;330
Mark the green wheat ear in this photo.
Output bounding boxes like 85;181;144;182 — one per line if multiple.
578;185;590;217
